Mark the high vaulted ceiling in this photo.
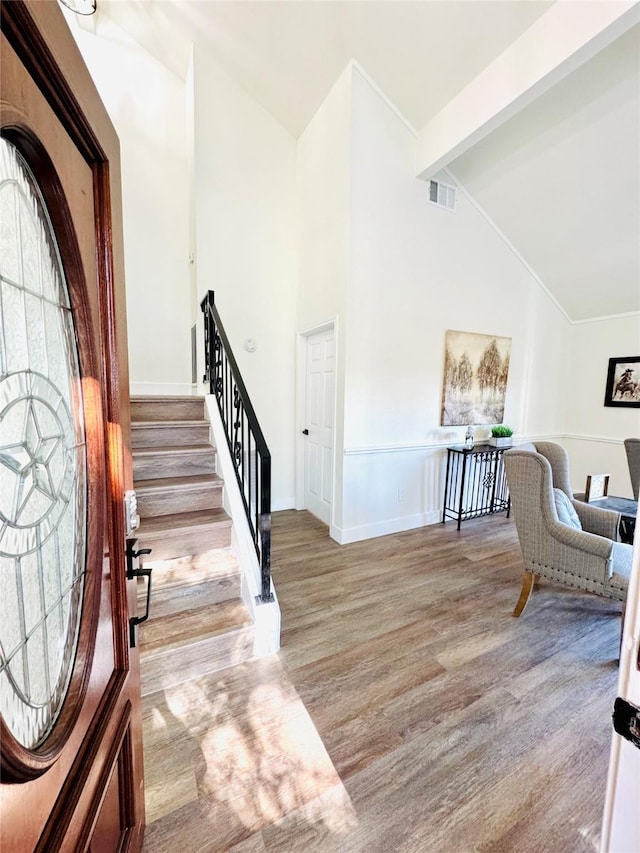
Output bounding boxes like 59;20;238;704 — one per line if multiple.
450;22;640;322
147;0;555;135
95;0;640;323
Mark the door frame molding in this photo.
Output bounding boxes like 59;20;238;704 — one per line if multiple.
295;319;338;532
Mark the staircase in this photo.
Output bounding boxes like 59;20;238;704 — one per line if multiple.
130;395;255;695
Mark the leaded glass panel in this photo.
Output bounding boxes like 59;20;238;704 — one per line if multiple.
0;137;87;750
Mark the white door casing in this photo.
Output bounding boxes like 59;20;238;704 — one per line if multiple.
302;327;335;525
601;507;640;852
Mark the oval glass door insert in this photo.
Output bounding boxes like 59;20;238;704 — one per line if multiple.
0;137;87;750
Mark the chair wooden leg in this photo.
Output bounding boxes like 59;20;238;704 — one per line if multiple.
513;571;537;617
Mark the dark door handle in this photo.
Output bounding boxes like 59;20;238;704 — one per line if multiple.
126;538;153;648
302;429;309;435
129;567;152;648
613;696;640;749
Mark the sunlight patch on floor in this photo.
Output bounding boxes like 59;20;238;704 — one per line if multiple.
150;705;167;732
154;660;358;838
578;822;599;850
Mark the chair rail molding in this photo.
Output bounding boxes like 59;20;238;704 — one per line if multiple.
564;433;626;445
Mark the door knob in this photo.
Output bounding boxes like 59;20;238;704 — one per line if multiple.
302;429;309;435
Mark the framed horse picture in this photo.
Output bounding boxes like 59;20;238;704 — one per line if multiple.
604;356;640;408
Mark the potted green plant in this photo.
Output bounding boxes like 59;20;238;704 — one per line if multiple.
489;425;514;447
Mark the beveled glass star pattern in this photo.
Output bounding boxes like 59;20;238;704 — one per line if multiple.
0;138;87;750
0;372;75;558
3;399;63;525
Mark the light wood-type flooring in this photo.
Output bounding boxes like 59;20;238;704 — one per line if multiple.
142;510;622;852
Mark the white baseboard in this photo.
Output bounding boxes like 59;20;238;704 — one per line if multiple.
333;510;441;544
130;381;196;396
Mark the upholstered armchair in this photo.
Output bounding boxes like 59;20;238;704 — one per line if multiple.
504;443;632;617
624;438;640;500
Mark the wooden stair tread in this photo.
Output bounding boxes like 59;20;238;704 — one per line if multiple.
138;573;241;618
137;507;231;535
133;444;214;456
139;549;241;589
131;395;204;402
132;419;207;427
146;569;240;594
139;622;255;695
139;599;252;655
135;474;223;492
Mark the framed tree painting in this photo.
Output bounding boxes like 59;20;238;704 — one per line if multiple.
441;330;512;426
604;357;640;408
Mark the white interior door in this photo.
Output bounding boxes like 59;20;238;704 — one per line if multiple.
303;328;335;525
601;510;640;852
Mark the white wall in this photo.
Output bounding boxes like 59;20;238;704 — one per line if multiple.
335;66;571;542
68;13;637;537
66;10;192;392
296;68;351;535
193;48;298;510
296;68;352;532
296;68;351;333
564;314;640;498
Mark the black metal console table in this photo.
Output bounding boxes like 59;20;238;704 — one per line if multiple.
442;443;510;529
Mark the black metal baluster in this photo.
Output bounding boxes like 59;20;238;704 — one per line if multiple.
228;358;232;435
201;291;273;602
248;430;253;541
260;451;271;601
254;446;258;553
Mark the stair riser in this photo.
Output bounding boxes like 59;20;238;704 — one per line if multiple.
137;486;223;518
136;525;232;561
138;575;241;619
140;627;254;696
131;399;205;422
132;423;211;449
133;451;216;481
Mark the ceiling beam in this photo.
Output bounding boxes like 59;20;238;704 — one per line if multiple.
416;1;640;181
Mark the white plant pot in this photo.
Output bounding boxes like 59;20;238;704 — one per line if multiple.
489;437;512;447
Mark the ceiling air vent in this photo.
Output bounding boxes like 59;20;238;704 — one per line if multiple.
429;179;456;212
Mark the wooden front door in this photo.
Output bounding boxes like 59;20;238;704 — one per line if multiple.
0;2;144;850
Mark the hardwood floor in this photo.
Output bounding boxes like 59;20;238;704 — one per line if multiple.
142;510;622;852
